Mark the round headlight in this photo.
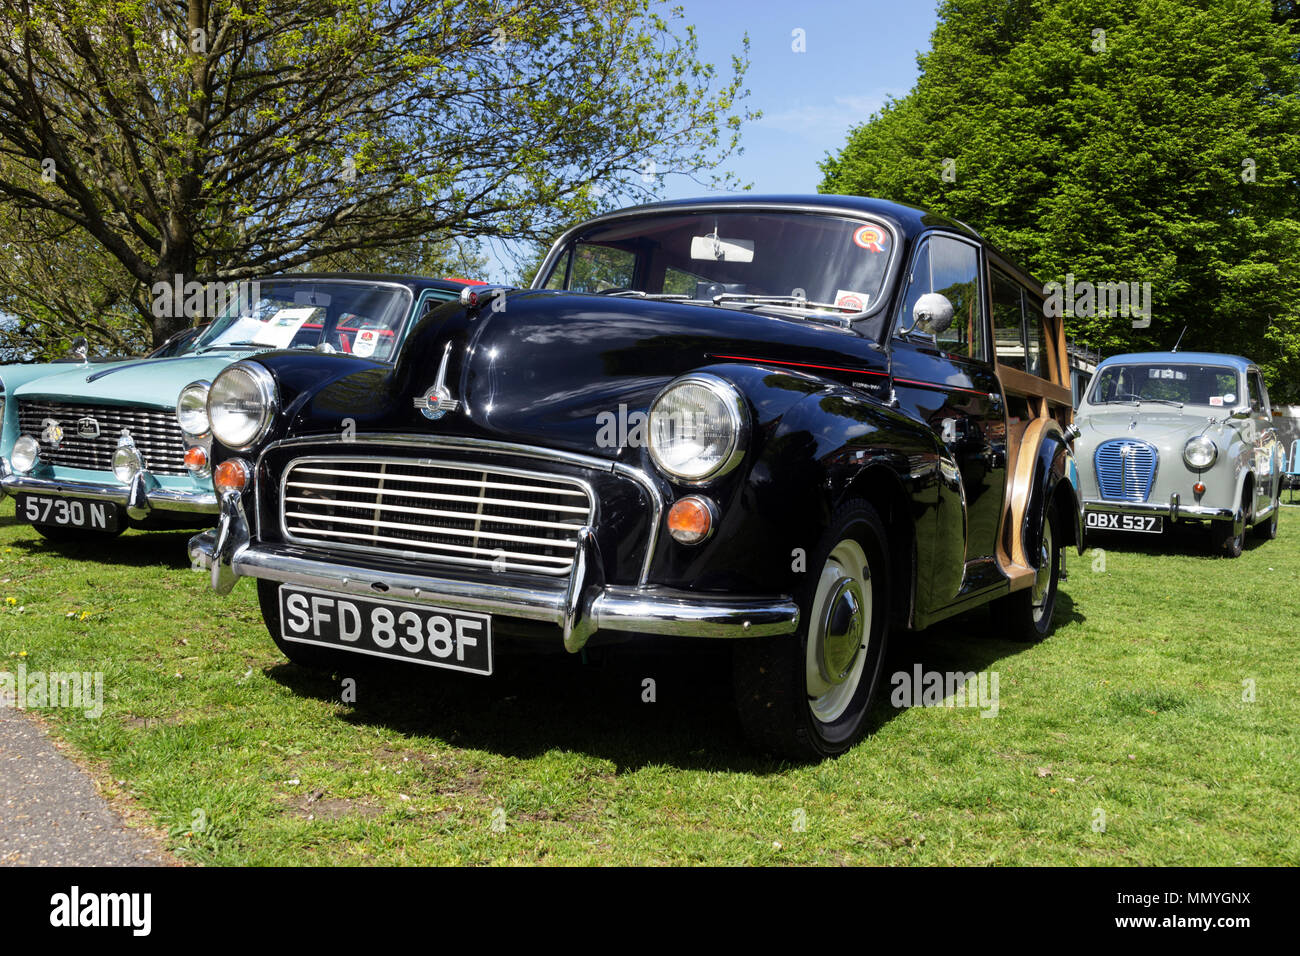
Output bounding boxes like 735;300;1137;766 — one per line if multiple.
10;435;40;474
648;375;747;482
177;381;211;437
1183;435;1217;470
112;442;144;483
208;363;277;449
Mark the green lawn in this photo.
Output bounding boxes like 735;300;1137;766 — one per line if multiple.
1;495;1297;865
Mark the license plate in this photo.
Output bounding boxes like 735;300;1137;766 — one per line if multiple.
15;494;123;532
1085;511;1163;534
278;585;493;675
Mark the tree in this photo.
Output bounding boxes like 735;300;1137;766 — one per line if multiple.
0;0;752;345
820;0;1300;401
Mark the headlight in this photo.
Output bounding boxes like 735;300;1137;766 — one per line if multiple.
176;381;212;437
10;435;39;474
112;441;144;483
648;374;747;482
208;363;277;449
1183;435;1217;470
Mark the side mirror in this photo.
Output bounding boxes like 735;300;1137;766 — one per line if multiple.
1230;408;1251;420
67;336;88;362
912;293;954;337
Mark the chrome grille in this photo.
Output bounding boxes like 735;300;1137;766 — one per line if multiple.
16;400;187;477
280;457;595;575
1095;439;1158;502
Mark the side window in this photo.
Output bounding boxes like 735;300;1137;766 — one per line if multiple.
896;236;985;361
1249;371;1268;416
543;249;569;289
1024;293;1045;377
991;270;1025;371
568;245;637;292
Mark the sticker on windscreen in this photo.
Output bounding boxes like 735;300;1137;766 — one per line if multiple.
834;290;871;311
1224;392;1236;404
353;328;380;358
1210;396;1223;406
852;225;888;253
252;307;318;348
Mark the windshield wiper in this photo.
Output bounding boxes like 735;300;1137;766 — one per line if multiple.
195;341;269;354
1136;397;1184;408
603;290;693;300
711;293;859;313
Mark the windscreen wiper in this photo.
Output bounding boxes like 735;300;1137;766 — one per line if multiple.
711;293;860;313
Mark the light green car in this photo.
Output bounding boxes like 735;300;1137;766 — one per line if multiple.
1075;350;1285;557
0;275;464;539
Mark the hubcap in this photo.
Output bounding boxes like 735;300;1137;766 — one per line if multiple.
806;539;873;724
1031;519;1054;623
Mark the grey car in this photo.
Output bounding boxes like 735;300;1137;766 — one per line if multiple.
1075;351;1284;556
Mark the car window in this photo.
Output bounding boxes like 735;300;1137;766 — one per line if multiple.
569;245;637;292
1025;301;1044;377
1249;371;1268;415
991;269;1025;371
896;236;985;361
1088;363;1240;406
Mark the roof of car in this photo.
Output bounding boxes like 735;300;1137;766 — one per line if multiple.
587;194;984;242
1098;351;1256;371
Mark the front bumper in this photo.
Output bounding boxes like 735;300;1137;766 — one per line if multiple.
190;492;801;654
0;467;218;517
1083;494;1235;521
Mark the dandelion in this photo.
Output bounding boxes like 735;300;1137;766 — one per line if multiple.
4;597;15;607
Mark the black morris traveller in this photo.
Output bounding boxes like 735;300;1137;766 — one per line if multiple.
189;196;1084;759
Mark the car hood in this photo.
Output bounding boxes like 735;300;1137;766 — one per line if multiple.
8;353;244;408
1076;405;1236;444
286;290;888;460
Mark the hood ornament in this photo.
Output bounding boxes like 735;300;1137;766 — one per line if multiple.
413;342;461;421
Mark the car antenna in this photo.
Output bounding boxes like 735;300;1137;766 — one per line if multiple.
1171;325;1187;353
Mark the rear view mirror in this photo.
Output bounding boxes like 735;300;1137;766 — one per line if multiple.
912;293;954;337
690;235;754;263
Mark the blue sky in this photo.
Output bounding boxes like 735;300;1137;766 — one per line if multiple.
482;0;940;282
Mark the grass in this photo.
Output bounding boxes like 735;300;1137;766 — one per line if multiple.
1;495;1297;865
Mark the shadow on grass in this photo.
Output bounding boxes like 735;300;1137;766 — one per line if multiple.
4;527;198;570
266;604;1050;775
1085;520;1275;558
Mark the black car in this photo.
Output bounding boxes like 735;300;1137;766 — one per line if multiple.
190;196;1083;759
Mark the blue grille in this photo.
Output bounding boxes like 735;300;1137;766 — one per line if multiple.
1095;439;1158;502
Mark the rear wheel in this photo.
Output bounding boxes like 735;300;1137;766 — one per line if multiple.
733;500;891;761
992;507;1061;643
256;579;353;672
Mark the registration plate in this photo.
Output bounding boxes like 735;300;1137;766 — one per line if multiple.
1085;511;1163;534
278;585;493;675
15;494;123;532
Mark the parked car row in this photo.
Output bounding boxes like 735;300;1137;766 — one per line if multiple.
0;195;1282;759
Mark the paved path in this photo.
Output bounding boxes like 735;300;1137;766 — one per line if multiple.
0;707;172;866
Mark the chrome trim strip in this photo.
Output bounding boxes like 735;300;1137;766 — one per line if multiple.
188;538;800;645
0;472;218;514
1083;497;1233;520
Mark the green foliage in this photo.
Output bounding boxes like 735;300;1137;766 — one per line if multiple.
820;0;1300;401
0;1;753;345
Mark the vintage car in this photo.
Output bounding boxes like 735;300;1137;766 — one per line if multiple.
0;275;465;539
189;196;1084;759
1075;351;1284;556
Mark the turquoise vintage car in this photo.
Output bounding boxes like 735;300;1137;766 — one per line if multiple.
0;275;466;538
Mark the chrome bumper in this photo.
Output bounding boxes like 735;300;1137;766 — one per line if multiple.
0;469;218;517
1083;495;1234;521
189;492;801;654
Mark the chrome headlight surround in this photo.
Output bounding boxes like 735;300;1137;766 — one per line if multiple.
1183;435;1217;470
177;380;212;438
208;363;277;450
647;373;749;484
10;434;40;474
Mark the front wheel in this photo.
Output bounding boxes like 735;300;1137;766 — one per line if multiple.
992;507;1061;643
733;500;891;761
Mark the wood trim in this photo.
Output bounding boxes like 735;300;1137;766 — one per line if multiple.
998;366;1072;407
996;416;1051;591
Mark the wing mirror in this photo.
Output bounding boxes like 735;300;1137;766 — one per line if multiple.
912;293;954;337
67;336;89;362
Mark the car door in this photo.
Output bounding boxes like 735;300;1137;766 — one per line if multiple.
1248;368;1279;512
888;232;1006;598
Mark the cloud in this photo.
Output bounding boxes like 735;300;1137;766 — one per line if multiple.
756;91;904;137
